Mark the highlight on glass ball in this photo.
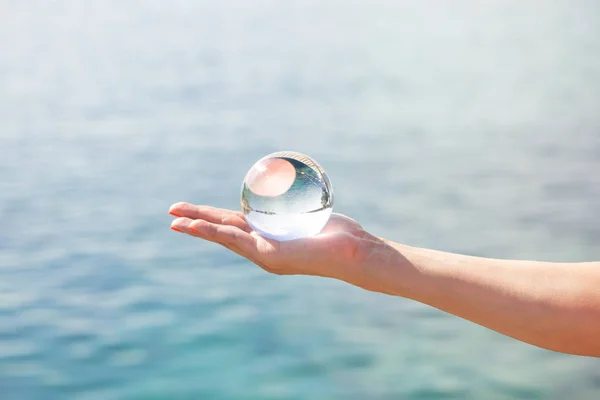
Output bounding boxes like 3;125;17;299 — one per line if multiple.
241;151;334;241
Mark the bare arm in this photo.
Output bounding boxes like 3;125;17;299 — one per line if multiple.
347;240;600;357
169;203;600;357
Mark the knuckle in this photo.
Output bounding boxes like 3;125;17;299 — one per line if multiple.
204;223;218;237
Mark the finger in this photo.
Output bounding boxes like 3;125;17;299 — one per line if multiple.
171;217;196;234
188;219;258;256
171;217;258;256
169;202;243;219
169;202;251;232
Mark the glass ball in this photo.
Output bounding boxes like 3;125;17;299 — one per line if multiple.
241;151;334;241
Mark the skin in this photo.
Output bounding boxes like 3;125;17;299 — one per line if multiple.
169;202;600;358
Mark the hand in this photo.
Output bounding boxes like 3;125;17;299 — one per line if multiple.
168;202;395;286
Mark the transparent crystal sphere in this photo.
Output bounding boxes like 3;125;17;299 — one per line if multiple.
241;151;334;241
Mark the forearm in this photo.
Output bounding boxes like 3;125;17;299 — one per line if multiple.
354;241;600;357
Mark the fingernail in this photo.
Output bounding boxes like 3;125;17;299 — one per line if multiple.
171;226;183;233
188;225;201;233
169;210;182;217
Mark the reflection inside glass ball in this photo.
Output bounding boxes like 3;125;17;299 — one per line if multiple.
241;151;334;241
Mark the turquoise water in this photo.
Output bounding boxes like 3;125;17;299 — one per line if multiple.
1;1;600;399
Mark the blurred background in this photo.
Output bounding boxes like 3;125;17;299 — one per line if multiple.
1;0;600;399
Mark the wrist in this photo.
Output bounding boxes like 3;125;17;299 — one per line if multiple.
336;237;416;297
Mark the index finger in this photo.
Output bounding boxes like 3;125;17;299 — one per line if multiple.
169;202;251;232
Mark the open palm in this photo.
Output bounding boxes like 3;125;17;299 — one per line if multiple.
169;202;383;278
